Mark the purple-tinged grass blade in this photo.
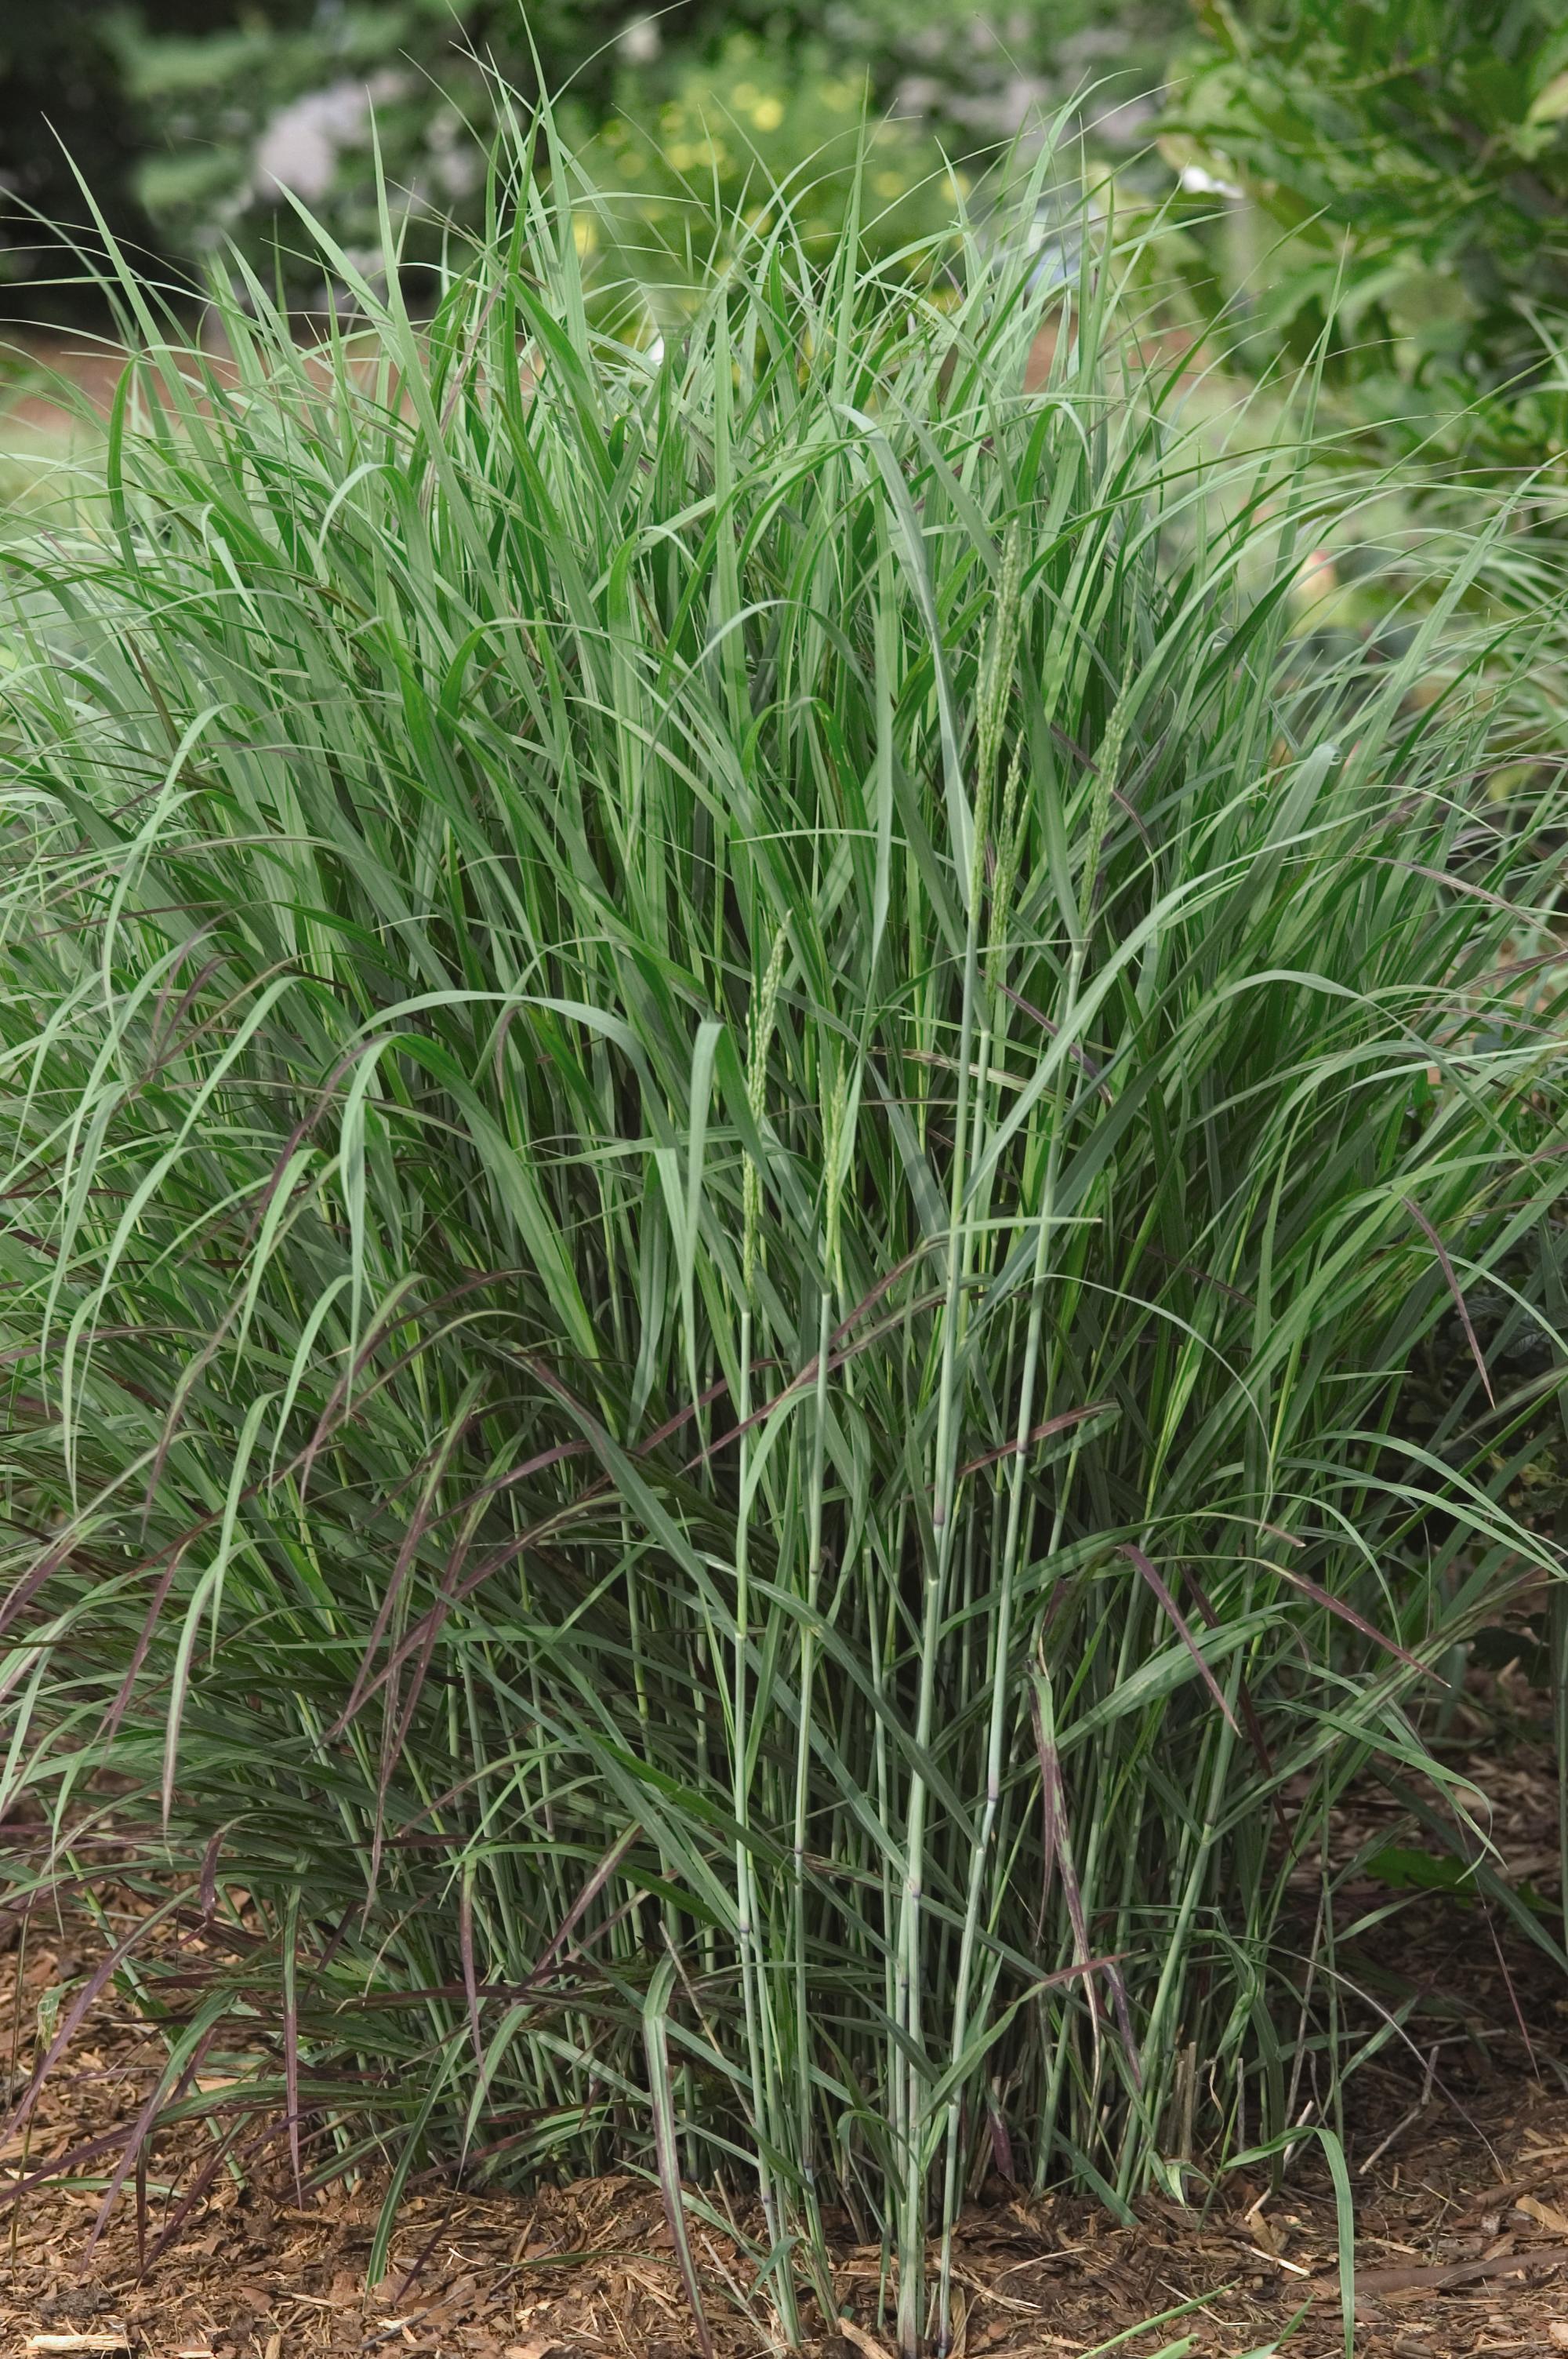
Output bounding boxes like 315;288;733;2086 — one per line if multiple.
1404;1194;1495;1407
643;1954;716;2359
1121;1545;1242;1738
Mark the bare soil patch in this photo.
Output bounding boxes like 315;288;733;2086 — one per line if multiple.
1;334;134;429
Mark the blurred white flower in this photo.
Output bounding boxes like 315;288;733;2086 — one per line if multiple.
253;71;407;204
619;16;662;64
1180;161;1243;200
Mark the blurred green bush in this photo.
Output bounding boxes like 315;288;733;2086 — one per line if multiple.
1170;0;1568;473
0;0;260;313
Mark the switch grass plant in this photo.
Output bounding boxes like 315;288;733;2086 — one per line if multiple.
1;125;1566;2357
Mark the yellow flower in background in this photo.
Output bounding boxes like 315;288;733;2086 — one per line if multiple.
583;35;953;293
666;136;728;173
572;214;597;256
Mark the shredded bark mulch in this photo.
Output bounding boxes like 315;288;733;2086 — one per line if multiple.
6;1664;1568;2357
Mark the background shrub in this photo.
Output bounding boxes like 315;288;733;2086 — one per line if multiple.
1171;0;1568;472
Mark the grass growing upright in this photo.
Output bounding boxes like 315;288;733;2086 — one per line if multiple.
1;131;1566;2356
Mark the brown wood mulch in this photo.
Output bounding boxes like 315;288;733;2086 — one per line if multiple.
5;1666;1568;2359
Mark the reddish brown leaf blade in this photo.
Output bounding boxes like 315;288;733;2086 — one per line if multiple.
459;1870;485;2078
1179;1565;1277;1797
84;2024;216;2259
142;2117;273;2272
1029;1681;1102;2057
1120;1544;1242;1737
521;1822;642;1994
1404;1195;1494;1406
283;1897;303;2201
1;1905;171;2147
958;1399;1112;1482
1269;1561;1439;1680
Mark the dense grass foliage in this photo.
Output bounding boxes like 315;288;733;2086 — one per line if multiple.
2;151;1566;2354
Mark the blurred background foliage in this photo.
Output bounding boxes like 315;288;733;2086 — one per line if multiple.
0;0;1180;311
1168;0;1568;474
5;0;1568;487
567;40;964;318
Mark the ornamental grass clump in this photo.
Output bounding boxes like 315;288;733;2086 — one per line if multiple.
1;129;1565;2357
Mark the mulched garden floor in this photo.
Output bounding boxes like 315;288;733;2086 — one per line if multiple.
7;1663;1568;2357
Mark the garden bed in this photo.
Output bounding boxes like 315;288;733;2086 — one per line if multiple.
5;163;1567;2359
6;1674;1566;2359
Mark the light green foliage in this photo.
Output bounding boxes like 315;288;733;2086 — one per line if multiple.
1172;0;1568;467
1;124;1566;2357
